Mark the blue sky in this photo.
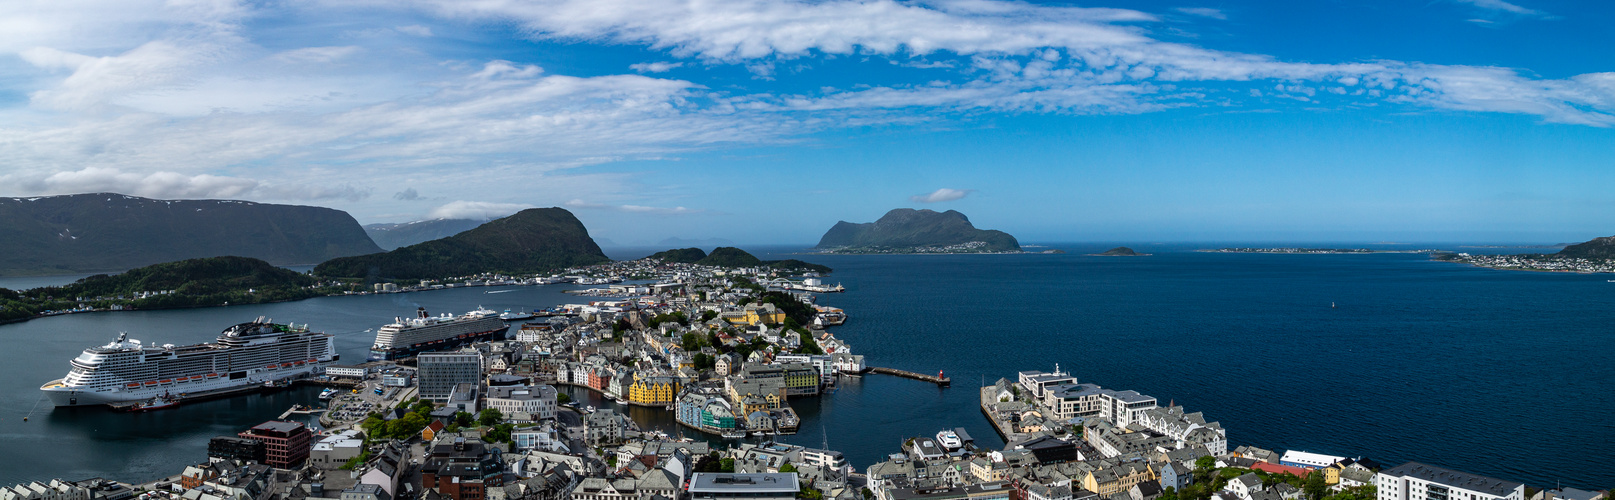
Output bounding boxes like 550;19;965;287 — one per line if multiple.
1;0;1612;244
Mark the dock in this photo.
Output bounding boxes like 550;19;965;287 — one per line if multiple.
278;406;324;420
867;366;951;387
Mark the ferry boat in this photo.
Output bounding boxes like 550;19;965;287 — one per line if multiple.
499;309;537;321
936;429;963;450
720;431;747;439
318;388;338;400
367;307;509;361
40;318;337;407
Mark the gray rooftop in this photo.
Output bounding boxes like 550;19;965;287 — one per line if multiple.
1380;462;1523;497
688;473;800;493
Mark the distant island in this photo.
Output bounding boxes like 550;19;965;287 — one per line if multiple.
649;247;832;273
0;193;381;276
813;208;1021;254
364;218;487;250
315;207;611;280
1438;235;1615;273
1088;246;1148;256
1203;247;1439;254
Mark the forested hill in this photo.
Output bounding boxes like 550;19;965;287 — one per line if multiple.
315;208;611;280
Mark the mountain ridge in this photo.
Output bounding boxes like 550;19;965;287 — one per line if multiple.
0;193;382;276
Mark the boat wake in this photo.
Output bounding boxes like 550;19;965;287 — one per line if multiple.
486;290;516;294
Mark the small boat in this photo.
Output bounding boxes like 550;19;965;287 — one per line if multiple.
721;431;746;439
130;394;180;412
585;405;597;413
319;389;338;400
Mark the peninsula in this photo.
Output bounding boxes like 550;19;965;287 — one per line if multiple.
1436;235;1615;273
813;208;1021;254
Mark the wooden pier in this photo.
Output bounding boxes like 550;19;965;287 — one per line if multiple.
867;367;951;387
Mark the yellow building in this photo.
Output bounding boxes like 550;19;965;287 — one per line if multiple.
722;303;787;326
1082;462;1156;497
628;376;681;406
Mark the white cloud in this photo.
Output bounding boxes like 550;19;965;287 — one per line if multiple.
394;188;421;201
272;45;362;64
0;167;371;202
564;199;706;215
911;188;973;203
1174;7;1226;20
394;24;433;37
630;61;683;73
428;201;533;220
1454;0;1543;16
392;0;1614;125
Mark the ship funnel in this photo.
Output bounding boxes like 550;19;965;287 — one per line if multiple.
418;307;428;319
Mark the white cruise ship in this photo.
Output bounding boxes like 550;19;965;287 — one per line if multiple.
40;318;337;407
367;307;508;361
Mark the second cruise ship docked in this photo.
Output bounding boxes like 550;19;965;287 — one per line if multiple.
39;318;337;407
368;307;509;361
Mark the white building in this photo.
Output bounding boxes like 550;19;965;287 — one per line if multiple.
1280;450;1346;469
485;384;559;421
1136;406;1228;455
327;365;369;378
1017;366;1077;399
1376;462;1524;500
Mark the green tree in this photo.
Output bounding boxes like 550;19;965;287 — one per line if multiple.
720;457;735;472
780;463;798;473
455;411;474;427
682;332;703;352
701;310;718;322
557;392;572;405
1195;456;1216;470
1304;471;1328;500
478;408;504;427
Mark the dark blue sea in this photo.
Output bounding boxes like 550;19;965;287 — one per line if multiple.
0;243;1608;488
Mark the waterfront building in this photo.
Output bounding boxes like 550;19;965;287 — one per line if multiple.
688;473;799;500
327;365;369;378
1019;367;1078;399
418;352;483;402
1375;462;1524;500
629;375;681;406
1042;383;1157;427
484;384;558;421
206;436;265;464
1280;451;1345;470
237;420;312;469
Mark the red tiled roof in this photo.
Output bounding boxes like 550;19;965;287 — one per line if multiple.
1253;462;1311;478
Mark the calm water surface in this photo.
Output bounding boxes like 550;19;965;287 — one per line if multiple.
0;244;1609;488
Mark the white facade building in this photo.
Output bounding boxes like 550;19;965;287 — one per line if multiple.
1376;462;1524;500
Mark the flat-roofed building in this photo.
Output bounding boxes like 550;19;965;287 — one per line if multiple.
688;473;800;500
238;420;311;469
1376;463;1524;500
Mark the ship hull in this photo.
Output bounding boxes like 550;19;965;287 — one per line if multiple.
41;363;327;407
368;325;508;361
